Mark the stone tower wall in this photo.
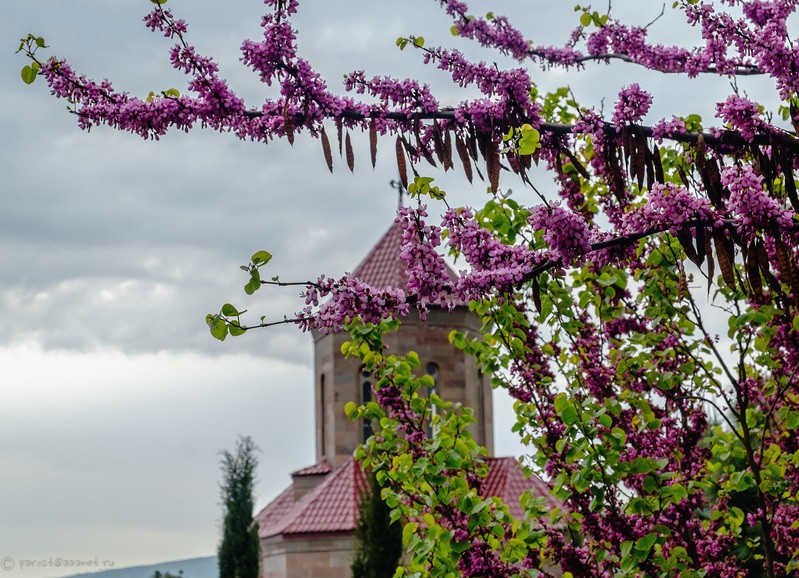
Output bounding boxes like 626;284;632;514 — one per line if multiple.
312;306;493;467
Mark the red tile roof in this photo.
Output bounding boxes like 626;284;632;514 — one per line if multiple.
480;457;560;519
256;456;557;539
291;460;332;477
257;459;367;537
254;486;296;537
351;221;411;290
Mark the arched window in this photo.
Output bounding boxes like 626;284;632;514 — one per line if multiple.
425;362;439;436
360;366;373;443
426;362;439;388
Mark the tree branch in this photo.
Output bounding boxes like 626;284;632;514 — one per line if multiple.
240;109;799;154
565;52;763;76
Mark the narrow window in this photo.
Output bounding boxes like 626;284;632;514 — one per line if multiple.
477;369;485;446
425;362;439;436
360;366;373;443
319;374;326;455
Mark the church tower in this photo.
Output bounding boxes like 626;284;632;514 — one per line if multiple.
256;222;556;578
312;220;494;466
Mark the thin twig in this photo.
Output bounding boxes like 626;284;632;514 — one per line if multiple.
644;4;667;29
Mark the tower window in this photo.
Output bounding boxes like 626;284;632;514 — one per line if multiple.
425;362;439;384
425;362;440;436
360;366;373;443
320;374;326;455
477;369;485;446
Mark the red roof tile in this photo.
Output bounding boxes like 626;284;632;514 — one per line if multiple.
257;458;367;537
480;457;560;519
351;221;410;290
254;486;296;536
257;456;559;540
291;460;332;477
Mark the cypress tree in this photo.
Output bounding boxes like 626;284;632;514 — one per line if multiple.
218;436;260;578
351;473;402;578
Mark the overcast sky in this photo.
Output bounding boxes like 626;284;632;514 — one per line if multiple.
0;2;787;577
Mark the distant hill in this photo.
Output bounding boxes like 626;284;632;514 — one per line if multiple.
60;556;217;578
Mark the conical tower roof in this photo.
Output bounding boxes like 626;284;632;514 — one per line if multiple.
351;220;461;297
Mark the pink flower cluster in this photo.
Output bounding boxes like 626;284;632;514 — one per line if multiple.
528;205;592;265
456;540;513;578
443;208;542;299
721;164;796;232
612;83;653;126
651;116;688;142
589;19;731;76
297;275;409;334
684;0;799;98
622;182;714;236
40;58;197;138
440;0;530;61
396;206;452;314
422;47;538;124
143;7;187;38
240;19;298;85
715;95;765;143
344;72;439;116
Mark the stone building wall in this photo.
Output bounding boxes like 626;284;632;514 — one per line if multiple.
261;534;355;578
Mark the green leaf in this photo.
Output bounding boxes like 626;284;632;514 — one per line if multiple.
554;393;569;414
228;324;246;337
21;65;37;85
642;475;658;493
560;405;579;426
251;250;272;265
402;522;418;545
666;483;688;502
150;0;168;4
207;316;228;341
554;393;579;425
245;269;261;295
451;540;470;553
221;303;239;317
610;427;627;445
579;12;592;26
634;532;657;555
518;125;541;155
620;541;633;558
728;506;745;529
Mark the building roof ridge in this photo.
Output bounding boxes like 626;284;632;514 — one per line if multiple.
291;459;333;477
